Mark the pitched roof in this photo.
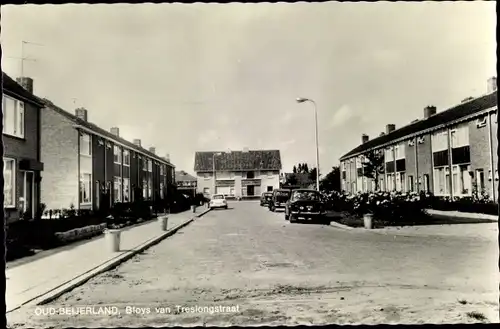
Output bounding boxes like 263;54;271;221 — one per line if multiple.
340;92;497;160
2;72;45;107
42;98;174;167
194;150;282;172
175;170;197;182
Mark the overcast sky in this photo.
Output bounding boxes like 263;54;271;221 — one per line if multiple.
1;2;496;174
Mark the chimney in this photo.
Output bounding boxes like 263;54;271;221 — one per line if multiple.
133;139;142;147
149;147;156;154
385;124;396;134
75;108;88;122
16;77;34;93
379;132;385;137
110;127;120;137
487;76;497;94
165;154;170;162
243;147;249;153
424;106;437;119
361;134;369;144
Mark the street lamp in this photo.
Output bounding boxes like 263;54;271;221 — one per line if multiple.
296;97;320;192
213;152;222;196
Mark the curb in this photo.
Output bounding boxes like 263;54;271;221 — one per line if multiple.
329;220;355;231
15;208;212;310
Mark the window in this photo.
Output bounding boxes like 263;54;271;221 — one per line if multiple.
203;173;211;179
160;165;164;176
79;132;92;156
148;160;152;172
79;173;92;204
123;150;130;166
395;143;405;159
142;158;147;171
476;169;485;193
114;146;122;164
3;158;15;207
142;179;148;199
450;123;469;148
160;182;164;199
203;187;210;195
246;171;255;179
123;178;130;202
148;178;152;199
408;176;414;192
267;186;273;192
431;130;448;152
476;116;487;128
2;94;25;138
356;157;362;168
433;167;451;195
385;147;394;162
114;177;122;202
230;187;235;195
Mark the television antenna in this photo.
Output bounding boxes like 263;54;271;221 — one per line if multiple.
9;40;46;77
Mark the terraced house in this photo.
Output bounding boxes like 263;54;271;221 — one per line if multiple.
194;148;282;198
2;74;45;222
39;97;175;211
340;77;498;201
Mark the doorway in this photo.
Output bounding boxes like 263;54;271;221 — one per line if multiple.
22;171;35;219
246;185;255;196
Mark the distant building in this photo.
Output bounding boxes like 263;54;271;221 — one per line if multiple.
339;77;498;201
175;170;197;196
193;148;282;198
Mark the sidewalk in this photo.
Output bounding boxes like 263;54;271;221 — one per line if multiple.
372;222;499;240
6;209;204;313
425;209;498;222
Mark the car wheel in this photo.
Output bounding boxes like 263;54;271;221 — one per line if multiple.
289;214;297;223
224;205;228;209
284;212;289;220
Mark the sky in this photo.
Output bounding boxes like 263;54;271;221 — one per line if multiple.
1;2;496;175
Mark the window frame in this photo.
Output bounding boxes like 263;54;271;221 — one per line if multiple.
79;172;92;205
114;176;122;203
113;145;122;165
3;158;16;208
123;150;130;167
123;177;130;202
2;94;25;139
79;131;92;156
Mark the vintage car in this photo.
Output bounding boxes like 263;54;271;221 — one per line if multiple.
209;194;228;210
260;192;273;206
284;189;326;223
268;189;292;212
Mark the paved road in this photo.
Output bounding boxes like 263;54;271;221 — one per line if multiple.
7;201;499;327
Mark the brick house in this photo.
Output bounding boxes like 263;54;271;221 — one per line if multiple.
194;148;282;198
340;77;498;201
175;170;197;197
40;98;175;211
2;74;45;222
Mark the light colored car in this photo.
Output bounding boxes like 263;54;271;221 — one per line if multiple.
209;194;228;209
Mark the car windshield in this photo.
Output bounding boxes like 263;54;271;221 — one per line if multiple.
291;191;320;201
275;191;290;197
213;195;224;200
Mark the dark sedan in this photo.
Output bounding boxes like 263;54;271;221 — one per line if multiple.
260;192;273;206
268;189;291;212
284;189;327;223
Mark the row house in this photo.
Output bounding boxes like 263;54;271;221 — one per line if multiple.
175;170;197;196
340;77;498;201
194;148;282;198
2;74;45;222
39;96;175;211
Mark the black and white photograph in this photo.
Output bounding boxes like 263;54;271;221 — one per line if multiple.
1;1;498;327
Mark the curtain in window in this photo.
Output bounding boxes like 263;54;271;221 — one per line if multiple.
3;159;14;206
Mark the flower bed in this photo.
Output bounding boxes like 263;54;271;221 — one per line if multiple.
54;223;107;243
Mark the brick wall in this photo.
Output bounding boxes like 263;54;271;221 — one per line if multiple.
40;108;79;209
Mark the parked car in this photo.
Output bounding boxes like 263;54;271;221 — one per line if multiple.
209;194;228;210
260;192;273;206
284;189;326;223
268;189;291;212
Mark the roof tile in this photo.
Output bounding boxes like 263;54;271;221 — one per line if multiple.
194;150;282;172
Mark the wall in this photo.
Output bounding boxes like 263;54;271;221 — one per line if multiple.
405;139;417;192
415;133;433;193
40;108;79;209
257;170;280;193
3;101;42;221
196;172;214;195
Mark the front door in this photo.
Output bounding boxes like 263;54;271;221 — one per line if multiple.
24;171;35;219
247;185;255;196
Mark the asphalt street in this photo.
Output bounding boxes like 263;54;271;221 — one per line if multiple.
7;201;499;327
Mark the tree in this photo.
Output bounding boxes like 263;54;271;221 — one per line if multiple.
362;150;385;191
303;163;309;173
298;163;303;173
319;166;340;192
286;173;298;186
293;165;297;174
308;167;320;182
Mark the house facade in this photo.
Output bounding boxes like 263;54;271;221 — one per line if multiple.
194;149;282;198
2;74;45;222
339;77;498;201
40;99;175;211
175;170;197;196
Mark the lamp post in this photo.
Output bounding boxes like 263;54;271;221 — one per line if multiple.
296;97;320;191
213;152;222;196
